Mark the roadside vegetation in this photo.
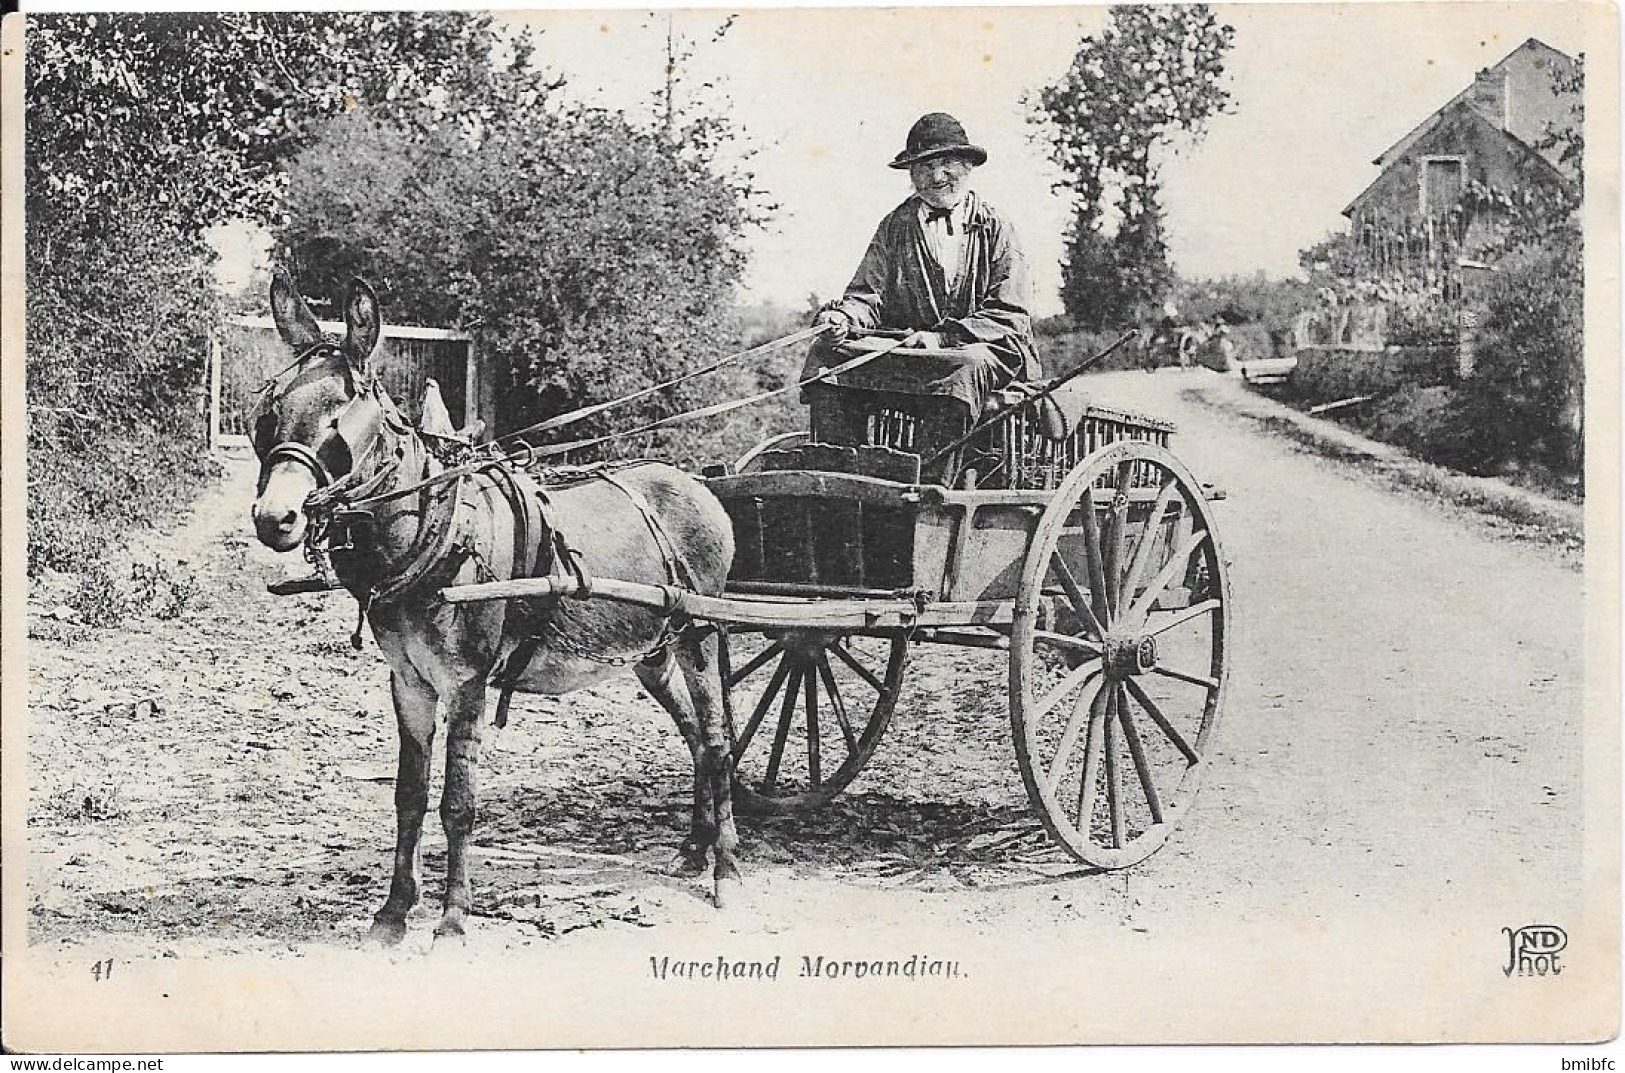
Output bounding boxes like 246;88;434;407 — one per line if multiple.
26;12;783;624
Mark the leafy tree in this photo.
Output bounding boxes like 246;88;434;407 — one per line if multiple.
277;95;765;457
1538;53;1585;179
1033;5;1234;326
24;13;531;576
1111;187;1175;324
27;12;517;239
1058;207;1122;332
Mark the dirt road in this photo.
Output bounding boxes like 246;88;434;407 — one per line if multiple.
24;370;1588;1012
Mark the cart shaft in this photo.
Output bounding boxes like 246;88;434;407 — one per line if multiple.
439;575;1014;631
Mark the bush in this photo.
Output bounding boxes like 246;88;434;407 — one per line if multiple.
1360;385;1483;470
1456;231;1583;482
653;302;812;468
1385;297;1459;348
1036;327;1148;374
1172;275;1314;334
64;556;204;628
1287;345;1455;405
280;102;762;453
26;13;523;583
27;207;222;578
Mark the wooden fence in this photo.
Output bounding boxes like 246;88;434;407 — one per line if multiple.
210;317;477;448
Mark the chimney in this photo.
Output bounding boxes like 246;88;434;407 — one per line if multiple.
1469;68;1509;129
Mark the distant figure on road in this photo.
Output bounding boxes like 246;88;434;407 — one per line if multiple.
1208;322;1237;373
1144;302;1182;373
804;112;1040;420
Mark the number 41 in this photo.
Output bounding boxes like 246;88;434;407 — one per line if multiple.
91;958;114;981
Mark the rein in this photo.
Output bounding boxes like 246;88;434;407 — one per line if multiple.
494;324;827;446
303;332;911;515
260;328;909;655
518;334;914;461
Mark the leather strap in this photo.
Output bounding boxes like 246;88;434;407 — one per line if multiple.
261;441;334;490
594;468;698;591
486;462;555;729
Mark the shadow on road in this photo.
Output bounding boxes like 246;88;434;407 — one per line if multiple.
29;768;1097;952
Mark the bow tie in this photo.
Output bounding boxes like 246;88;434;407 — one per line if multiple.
924;205;957;235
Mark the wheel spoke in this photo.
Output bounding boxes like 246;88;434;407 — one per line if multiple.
816;654;859;755
727;639;784;688
1049;553;1106;641
1045;674;1105;793
1102;461;1134;616
1148;663;1219;690
828;639;886;694
1034;658;1103;720
1033;630;1105;658
803;667;821;789
733;656;792;759
1127;528;1210;623
761;664;804;795
1123;677;1200;765
1116;683;1164;825
1104;687;1124;849
1074;683;1110;832
1078;486;1111;627
1120;476;1179;609
1146;599;1222;637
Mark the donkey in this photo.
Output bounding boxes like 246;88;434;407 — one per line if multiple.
250;271;742;944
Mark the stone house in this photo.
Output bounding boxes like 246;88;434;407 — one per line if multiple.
1300;38;1580;366
1342;38;1579;279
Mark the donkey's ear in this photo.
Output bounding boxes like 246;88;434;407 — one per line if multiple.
269;267;322;350
343;278;382;366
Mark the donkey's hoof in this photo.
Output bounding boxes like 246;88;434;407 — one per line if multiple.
365;916;408;948
713;874;745;911
433;912;469;943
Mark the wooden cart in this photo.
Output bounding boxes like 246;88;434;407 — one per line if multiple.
450;345;1230;869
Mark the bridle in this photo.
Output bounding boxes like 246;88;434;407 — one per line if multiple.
252;338;402;504
254;335;438;647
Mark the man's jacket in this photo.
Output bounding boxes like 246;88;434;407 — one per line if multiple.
830;191;1040;380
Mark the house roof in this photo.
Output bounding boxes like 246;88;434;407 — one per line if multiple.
1341;95;1572;217
1371;38;1578;174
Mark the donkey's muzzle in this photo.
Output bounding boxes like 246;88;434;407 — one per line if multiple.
253;502;306;552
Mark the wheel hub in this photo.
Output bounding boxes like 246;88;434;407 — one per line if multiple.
1104;633;1157;678
780;629;830;661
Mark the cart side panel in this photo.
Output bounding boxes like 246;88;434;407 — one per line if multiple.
912;497;1042;603
721;496;764;579
705;469;920;591
910;488;1192;606
759;446;864;586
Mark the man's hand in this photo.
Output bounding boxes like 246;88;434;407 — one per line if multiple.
815;309;852;343
901;330;943;350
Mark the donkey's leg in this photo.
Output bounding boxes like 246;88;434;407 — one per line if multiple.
368;668;438;947
635;650;714;878
680;630;743;908
434;676;488;942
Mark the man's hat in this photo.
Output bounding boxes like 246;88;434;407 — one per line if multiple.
888;112;988;170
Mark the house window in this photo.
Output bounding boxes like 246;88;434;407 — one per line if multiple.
1419;156;1466;215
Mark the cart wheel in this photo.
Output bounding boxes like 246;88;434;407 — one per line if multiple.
719;629;908;813
1010;441;1230;868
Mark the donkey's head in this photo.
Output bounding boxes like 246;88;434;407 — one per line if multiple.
250;270;385;551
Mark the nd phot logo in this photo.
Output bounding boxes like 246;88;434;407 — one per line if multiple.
1502;924;1566;977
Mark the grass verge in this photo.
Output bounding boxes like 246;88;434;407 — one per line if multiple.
1182;380;1583;553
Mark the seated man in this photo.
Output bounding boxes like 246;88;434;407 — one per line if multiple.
805;112;1041;421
